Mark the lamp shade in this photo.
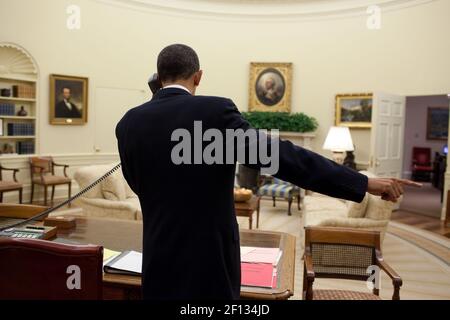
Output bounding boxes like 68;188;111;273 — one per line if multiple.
322;126;354;152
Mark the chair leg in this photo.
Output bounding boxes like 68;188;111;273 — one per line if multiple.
272;196;276;207
30;183;34;204
256;198;260;229
51;185;56;205
288;198;292;216
68;182;72;208
0;192;3;203
297;195;301;210
44;186;48;206
19;188;23;204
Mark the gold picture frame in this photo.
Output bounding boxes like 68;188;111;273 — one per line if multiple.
427;106;449;141
50;74;88;125
335;93;373;128
248;62;292;113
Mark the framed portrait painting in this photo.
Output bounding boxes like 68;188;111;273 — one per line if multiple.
335;93;373;128
427;106;449;140
248;62;292;113
50;74;88;125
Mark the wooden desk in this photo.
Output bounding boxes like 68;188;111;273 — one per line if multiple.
55;216;296;300
235;196;261;230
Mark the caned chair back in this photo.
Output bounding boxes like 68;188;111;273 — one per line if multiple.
29;156;53;175
304;226;381;281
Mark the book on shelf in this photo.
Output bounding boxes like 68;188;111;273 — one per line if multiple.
7;123;35;136
16;141;35;155
0;103;15;116
12;84;35;99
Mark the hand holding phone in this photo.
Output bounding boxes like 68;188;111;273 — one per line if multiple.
148;73;162;95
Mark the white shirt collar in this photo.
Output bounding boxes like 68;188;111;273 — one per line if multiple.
64;99;73;110
163;84;191;94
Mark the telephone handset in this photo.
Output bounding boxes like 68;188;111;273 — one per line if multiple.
148;73;162;95
0;163;123;232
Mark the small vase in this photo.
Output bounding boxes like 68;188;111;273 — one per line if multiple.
17;106;28;116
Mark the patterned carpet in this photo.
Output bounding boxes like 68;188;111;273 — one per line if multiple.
237;198;450;300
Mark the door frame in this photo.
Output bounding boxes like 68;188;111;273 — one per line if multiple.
401;93;450;221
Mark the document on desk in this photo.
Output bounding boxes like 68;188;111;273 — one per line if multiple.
240;246;282;266
102;248;121;267
241;263;277;288
104;250;142;276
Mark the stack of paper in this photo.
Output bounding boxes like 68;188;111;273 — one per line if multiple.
103;248;121;266
240;246;282;289
103;250;142;276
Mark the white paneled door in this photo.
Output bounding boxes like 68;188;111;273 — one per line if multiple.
369;92;406;179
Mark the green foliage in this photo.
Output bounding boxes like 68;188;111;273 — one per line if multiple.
241;112;318;132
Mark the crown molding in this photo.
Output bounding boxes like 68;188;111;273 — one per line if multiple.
95;0;436;22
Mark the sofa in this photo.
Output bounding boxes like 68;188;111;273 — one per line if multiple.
301;171;395;244
73;164;142;220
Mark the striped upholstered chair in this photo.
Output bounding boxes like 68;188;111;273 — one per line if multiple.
257;176;301;216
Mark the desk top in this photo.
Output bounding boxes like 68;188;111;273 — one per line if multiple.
55;216;296;300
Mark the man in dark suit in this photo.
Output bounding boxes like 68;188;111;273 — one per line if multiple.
116;44;419;300
55;87;82;118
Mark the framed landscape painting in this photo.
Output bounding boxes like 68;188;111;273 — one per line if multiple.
427;106;449;140
248;62;292;113
335;93;373;128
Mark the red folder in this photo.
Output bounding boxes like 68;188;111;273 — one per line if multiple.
241;263;277;288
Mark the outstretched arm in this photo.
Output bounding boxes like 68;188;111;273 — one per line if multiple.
222;101;420;203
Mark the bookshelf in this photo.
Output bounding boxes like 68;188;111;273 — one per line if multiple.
0;43;38;156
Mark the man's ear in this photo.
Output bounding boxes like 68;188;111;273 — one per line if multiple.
194;70;203;86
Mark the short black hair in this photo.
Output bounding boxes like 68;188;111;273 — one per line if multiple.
157;44;200;82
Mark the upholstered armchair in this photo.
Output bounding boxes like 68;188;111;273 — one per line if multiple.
0;238;103;299
303;226;402;300
0;164;23;203
301;171;395;246
73;164;142;221
29;157;71;206
412;147;433;182
257;176;301;216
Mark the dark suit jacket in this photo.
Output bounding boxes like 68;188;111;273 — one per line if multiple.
115;88;368;300
55;100;82;118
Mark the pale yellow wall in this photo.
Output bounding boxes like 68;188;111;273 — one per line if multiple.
0;0;449;162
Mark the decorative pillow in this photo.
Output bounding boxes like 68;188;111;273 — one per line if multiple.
123;181;137;198
101;171;127;201
358;170;394;221
365;194;394;221
345;170;376;218
347;193;369;218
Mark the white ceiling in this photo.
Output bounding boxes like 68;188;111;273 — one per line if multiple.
97;0;435;21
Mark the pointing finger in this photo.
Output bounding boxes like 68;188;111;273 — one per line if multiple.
394;179;423;188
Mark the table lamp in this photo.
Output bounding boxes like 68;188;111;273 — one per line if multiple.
322;126;354;164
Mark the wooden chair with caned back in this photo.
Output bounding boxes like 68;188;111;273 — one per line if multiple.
29;157;71;206
303;226;402;300
0;164;23;203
